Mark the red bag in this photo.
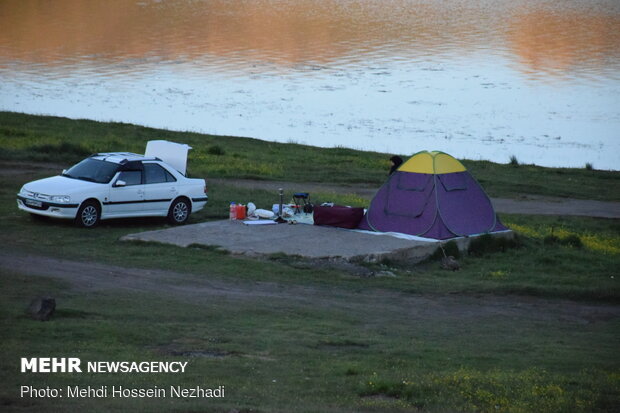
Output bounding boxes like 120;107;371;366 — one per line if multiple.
313;205;364;229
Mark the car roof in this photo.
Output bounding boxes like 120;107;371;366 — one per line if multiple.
89;152;163;165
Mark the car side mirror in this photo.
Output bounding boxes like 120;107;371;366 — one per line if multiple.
113;180;126;187
62;169;67;174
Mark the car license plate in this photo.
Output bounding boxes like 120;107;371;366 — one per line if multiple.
25;199;42;207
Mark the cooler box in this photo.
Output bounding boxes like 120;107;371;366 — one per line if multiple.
313;205;364;229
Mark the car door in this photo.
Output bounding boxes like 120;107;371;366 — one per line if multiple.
142;162;178;214
106;168;145;216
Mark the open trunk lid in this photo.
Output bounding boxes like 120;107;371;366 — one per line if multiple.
145;140;192;175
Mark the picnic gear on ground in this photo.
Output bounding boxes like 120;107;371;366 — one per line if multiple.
255;209;275;219
272;204;295;217
358;150;507;239
293;192;314;214
236;204;246;220
243;220;278;225
277;188;284;218
314;205;365;229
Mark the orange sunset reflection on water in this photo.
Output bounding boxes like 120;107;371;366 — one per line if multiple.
1;0;619;169
507;10;620;79
1;0;619;79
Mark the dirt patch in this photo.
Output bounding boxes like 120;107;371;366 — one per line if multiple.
1;251;618;326
265;255;377;277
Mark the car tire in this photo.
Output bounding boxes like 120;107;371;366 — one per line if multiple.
167;197;191;225
75;201;100;228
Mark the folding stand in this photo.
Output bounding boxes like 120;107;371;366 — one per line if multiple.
293;192;312;214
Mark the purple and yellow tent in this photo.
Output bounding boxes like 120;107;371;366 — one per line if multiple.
358;151;507;240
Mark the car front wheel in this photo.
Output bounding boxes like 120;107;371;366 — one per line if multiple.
75;201;100;228
168;198;191;225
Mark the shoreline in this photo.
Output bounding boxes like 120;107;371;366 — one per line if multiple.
2;109;617;172
1;111;618;203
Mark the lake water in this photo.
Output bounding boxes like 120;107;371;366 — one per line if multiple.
1;0;619;169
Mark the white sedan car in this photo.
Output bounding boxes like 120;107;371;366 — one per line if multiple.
17;141;208;228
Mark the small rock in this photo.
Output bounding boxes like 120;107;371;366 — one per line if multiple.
28;297;56;321
440;256;460;271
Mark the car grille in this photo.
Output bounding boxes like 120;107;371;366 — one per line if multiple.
23;190;51;201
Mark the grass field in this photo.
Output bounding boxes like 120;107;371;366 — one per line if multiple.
1;111;619;201
0;112;619;412
1;167;618;301
2;269;618;413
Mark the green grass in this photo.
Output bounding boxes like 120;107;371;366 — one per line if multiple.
359;368;619;412
1;111;619;200
1;168;618;301
1;269;618;412
1;113;619;411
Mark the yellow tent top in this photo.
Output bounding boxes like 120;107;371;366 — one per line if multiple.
398;151;466;174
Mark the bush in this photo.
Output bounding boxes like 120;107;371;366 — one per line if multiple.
544;235;560;245
585;162;593;171
442;240;461;259
509;155;519;167
560;234;583;248
543;234;582;248
207;145;225;156
468;233;521;256
428;240;461;261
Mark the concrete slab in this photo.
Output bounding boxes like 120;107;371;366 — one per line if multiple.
121;220;514;263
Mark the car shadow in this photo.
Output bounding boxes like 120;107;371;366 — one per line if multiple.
28;214;175;230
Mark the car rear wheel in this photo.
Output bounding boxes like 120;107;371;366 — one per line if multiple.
168;198;191;225
75;201;100;228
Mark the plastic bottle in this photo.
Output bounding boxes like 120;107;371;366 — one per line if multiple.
229;202;236;220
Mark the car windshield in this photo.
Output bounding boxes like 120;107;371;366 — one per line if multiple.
63;159;119;184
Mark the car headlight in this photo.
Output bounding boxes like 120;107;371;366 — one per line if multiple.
20;187;35;197
51;195;71;203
